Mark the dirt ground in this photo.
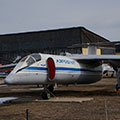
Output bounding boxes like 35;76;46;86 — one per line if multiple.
0;77;120;120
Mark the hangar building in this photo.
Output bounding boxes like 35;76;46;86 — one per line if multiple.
0;27;109;64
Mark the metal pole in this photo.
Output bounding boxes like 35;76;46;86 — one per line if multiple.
105;99;108;120
26;109;29;120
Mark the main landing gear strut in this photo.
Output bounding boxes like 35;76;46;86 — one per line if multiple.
41;85;55;99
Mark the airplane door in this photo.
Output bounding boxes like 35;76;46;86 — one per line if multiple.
47;58;55;81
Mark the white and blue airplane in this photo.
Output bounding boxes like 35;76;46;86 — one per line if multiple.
4;50;120;99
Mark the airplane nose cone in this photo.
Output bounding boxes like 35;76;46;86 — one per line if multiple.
4;75;13;84
4;78;10;84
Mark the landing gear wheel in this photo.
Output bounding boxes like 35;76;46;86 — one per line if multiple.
41;88;51;100
41;85;55;100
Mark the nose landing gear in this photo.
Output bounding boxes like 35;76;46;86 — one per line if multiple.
41;85;55;99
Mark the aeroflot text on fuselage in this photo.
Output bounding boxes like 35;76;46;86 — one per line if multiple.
56;59;75;64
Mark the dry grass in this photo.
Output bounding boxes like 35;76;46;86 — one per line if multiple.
0;78;119;120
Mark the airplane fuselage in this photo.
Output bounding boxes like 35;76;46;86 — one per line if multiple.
5;53;103;85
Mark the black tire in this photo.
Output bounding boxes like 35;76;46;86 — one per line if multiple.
41;91;48;100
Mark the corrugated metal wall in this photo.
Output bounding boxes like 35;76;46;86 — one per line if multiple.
0;27;109;64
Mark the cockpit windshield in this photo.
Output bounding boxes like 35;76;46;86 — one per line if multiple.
20;53;41;66
31;53;41;61
26;57;35;66
20;56;27;62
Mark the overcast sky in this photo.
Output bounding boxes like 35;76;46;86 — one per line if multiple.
0;0;120;41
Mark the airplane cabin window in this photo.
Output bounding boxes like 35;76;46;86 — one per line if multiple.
31;54;41;61
26;57;36;66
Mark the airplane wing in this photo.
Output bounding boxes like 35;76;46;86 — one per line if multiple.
69;54;120;68
0;63;16;78
0;63;16;69
70;54;120;60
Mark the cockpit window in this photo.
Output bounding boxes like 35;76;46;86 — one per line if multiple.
20;56;27;62
31;53;41;61
26;57;36;66
19;53;41;66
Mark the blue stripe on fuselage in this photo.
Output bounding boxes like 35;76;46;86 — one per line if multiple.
25;67;102;73
26;67;47;71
